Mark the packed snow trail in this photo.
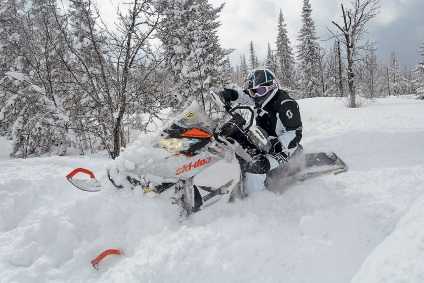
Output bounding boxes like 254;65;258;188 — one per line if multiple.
1;97;424;283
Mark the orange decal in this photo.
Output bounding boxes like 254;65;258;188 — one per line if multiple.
181;128;212;139
176;157;211;175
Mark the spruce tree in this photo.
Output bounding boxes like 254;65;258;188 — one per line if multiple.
388;52;406;95
156;0;230;111
266;42;276;73
249;41;259;70
0;0;70;157
0;0;22;135
296;0;321;97
276;9;295;90
415;40;424;99
238;55;248;84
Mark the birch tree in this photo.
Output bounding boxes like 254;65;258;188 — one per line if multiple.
1;0;166;159
330;0;380;107
321;42;340;96
60;0;163;159
359;48;384;99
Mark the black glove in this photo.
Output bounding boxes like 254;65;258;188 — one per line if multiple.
218;88;238;103
220;113;246;137
268;136;283;153
219;121;238;137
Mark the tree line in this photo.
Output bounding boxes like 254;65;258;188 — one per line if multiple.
0;0;423;159
233;0;424;107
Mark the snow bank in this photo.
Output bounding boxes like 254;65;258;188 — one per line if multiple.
352;193;424;283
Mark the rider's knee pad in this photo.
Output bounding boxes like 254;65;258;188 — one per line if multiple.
246;155;271;174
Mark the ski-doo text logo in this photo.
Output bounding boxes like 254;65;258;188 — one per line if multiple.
176;157;211;175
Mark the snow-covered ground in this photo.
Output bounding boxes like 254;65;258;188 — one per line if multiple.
1;97;424;283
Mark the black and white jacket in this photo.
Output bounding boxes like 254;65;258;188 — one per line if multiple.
234;88;303;156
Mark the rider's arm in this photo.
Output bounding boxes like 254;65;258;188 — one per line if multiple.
275;100;303;151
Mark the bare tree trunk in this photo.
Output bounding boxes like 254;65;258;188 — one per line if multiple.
112;0;139;159
346;40;357;107
318;49;326;95
386;67;391;96
337;41;344;97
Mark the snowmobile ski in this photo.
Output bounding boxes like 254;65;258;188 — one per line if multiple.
266;151;348;190
66;168;101;192
91;249;123;269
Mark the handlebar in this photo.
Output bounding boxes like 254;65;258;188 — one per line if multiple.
227;105;255;133
210;90;254;132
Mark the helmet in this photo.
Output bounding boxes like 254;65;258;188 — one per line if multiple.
243;67;279;107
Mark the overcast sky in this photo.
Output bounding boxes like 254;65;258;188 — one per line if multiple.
97;0;424;70
209;0;424;70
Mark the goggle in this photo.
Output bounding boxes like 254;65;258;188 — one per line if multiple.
246;83;278;97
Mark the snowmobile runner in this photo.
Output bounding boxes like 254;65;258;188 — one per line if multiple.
66;91;348;214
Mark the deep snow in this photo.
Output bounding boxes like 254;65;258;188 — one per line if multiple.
1;97;424;283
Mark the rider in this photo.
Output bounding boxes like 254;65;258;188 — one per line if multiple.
218;66;302;194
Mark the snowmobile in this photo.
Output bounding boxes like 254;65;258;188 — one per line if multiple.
66;91;348;214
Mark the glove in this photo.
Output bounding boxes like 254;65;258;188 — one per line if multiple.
219;113;246;137
218;88;238;103
268;136;283;153
219;121;238;137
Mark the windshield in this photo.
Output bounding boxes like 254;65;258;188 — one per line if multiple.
164;100;216;134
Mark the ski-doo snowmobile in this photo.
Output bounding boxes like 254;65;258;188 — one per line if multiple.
66;91;348;214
